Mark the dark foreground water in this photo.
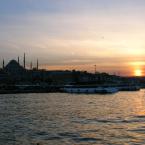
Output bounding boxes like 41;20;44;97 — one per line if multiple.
1;90;145;145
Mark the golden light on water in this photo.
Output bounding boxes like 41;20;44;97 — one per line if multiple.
134;69;143;77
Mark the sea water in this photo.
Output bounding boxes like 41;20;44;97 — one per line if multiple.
1;90;145;145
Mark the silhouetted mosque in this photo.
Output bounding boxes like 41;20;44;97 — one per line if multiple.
0;53;42;82
5;60;25;75
3;53;38;71
0;53;76;84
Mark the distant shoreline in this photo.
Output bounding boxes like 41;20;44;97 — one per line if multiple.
0;84;141;95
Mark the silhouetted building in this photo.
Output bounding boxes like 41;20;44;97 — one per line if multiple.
4;60;26;81
0;54;138;86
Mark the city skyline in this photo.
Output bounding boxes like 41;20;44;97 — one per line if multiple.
0;0;145;76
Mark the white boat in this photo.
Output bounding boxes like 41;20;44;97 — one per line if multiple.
63;86;118;94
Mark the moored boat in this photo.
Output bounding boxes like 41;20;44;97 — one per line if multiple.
63;86;119;94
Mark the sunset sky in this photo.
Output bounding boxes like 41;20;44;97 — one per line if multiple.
0;0;145;76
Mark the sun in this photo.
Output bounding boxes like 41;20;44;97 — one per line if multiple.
134;69;143;77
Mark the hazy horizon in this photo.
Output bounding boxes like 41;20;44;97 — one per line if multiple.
0;0;145;76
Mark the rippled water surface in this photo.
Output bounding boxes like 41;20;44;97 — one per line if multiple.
1;90;145;145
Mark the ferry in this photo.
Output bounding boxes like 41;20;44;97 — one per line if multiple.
63;85;119;94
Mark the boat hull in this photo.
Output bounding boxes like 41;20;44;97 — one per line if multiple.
63;87;118;94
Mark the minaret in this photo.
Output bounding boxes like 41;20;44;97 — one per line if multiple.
37;59;38;70
18;56;20;65
2;59;5;69
23;53;26;69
